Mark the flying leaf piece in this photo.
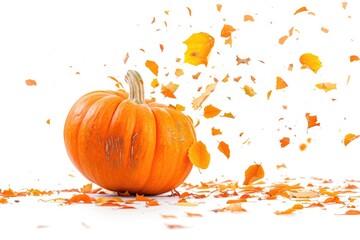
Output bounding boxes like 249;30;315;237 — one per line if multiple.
350;55;359;62
211;127;222;135
294;6;308;15
188;141;211;169
161;82;179;98
221;24;236;38
300;53;322;73
276;77;288;90
25;79;37;86
183;32;215;66
305;113;320;129
243;85;256;97
203;104;221;118
145;60;159;76
243;163;265;185
280;137;290;148
315;82;336;92
244;15;254;22
218;141;230;159
343;133;359;146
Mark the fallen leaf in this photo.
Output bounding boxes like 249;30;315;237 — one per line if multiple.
65;193;95;204
305;113;320;129
280;137;290;148
243;163;265;185
300;53;322;73
186;212;203;217
294;6;308;15
188;141;211;169
145;60;159;76
350;55;360;62
183;32;215;66
25;79;37;86
218;141;230;159
344;209;360;215
243;85;256;97
276;76;288;90
203;104;221;118
166;224;188;229
225;203;247;212
221;112;235;119
275;204;304;215
315;82;337;92
343;133;359;146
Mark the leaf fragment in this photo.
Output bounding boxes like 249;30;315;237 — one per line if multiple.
280;137;290;148
344;133;359;146
243;85;256;97
218;141;230;159
315;82;337;92
300;53;322;73
145;60;159;76
203;104;221;118
188;141;211;169
183;32;215;66
294;6;308;15
305;113;320;129
221;24;236;38
244;15;254;22
243;163;265;185
350;55;360;62
25;79;37;86
276;76;288;90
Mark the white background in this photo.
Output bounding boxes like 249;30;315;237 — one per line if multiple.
0;0;360;238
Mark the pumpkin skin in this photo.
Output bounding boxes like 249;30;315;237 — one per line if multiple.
64;70;196;195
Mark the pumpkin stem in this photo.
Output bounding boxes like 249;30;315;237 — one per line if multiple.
125;70;146;104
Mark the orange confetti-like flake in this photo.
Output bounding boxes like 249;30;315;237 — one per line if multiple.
300;53;322;73
221;24;236;38
145;60;159;76
216;4;222;12
183;32;215;66
218;141;230;159
243;85;256;97
65;193;95;204
188;141;211;170
243;163;265;185
25;79;37;86
280;137;290;148
305;113;320;129
321;27;329;33
294;6;308;15
276;76;288;90
350;55;360;62
244;15;254;22
175;68;184;77
278;35;288;45
211;127;222;136
203;104;221;118
343;133;359;146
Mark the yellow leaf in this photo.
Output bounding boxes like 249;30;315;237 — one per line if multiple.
188;141;210;169
183;32;215;66
151;78;159;88
203;104;221;118
299;53;322;73
315;82;337;92
145;60;159;76
218;141;230;159
243;85;256;97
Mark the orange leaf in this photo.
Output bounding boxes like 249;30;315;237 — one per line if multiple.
350;55;360;62
294;6;308;15
80;183;93;193
279;137;290;148
186;212;203;217
216;4;222;12
146;199;160;206
343;133;359;146
135;194;153;202
299;143;307;151
183;32;215;66
221;112;235;119
145;60;159;76
305;113;320;129
0;198;8;204
218;141;230;159
321;27;329;33
276;76;288;90
65;193;95;204
243;163;265;185
25;79;37;86
244;15;254;22
175;68;184;77
211;127;222;136
188;141;211;170
315;82;337;92
225;203;247;212
161;82;178;99
278;35;288;45
221;24;236;38
243;85;256;97
300;53;322;73
344;210;360;215
203;104;221;118
151;78;159;88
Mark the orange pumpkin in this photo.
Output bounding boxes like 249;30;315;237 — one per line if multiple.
64;70;196;195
